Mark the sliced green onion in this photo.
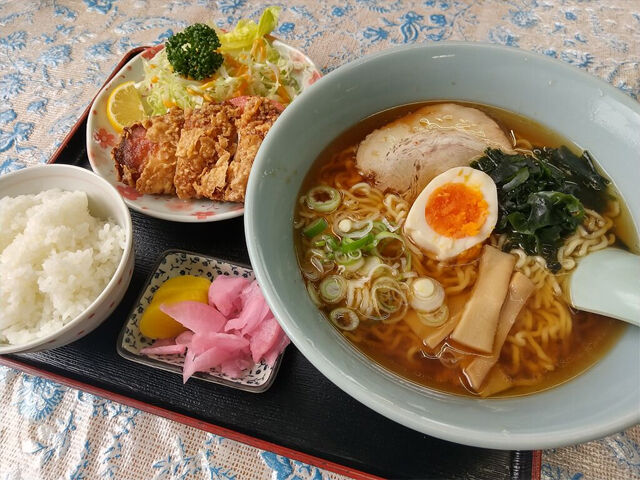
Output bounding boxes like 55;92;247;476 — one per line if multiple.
340;233;374;253
347;250;362;261
321;234;340;251
329;307;360;331
373;232;406;260
334;217;374;239
372;277;406;314
309;248;326;258
372;221;389;235
306;282;322;307
347;220;374;238
334;249;362;265
357;256;383;276
303;218;328;238
319;275;347;304
342;257;365;272
301;259;322;281
410;277;445;313
309;256;325;275
306;186;341;213
417;304;449;327
311;235;326;248
368;262;396;281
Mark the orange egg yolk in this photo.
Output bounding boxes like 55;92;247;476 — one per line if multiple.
424;183;488;238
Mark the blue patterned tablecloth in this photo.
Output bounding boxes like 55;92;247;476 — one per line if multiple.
1;1;639;479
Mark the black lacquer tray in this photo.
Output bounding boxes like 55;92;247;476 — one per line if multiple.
1;48;537;480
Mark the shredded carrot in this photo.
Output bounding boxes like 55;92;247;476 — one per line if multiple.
163;99;176;108
151;76;159;83
277;84;290;104
249;38;267;62
224;54;243;70
250;39;259;58
258;38;267;62
186;87;206;98
267;67;278;83
232;80;246;98
200;78;218;90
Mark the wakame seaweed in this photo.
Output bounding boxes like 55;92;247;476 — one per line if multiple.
470;147;610;272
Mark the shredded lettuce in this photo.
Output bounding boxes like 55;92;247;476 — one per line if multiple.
136;7;307;117
137;50;202;116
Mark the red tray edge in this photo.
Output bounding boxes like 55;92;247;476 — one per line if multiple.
33;45;541;480
531;450;542;480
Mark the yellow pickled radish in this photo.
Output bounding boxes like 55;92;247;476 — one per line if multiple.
139;303;184;339
139;276;211;339
151;275;211;303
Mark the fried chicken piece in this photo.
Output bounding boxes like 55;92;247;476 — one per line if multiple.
112;124;152;187
223;97;282;202
174;103;238;200
112;108;184;194
111;96;282;202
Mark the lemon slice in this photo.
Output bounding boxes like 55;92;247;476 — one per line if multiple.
106;81;146;133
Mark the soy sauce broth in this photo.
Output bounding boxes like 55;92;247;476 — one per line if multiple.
295;100;634;398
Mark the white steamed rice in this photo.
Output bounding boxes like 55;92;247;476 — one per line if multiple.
0;189;126;345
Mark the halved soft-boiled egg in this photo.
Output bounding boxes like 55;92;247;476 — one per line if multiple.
404;166;498;261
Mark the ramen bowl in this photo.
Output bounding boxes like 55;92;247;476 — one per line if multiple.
245;43;640;449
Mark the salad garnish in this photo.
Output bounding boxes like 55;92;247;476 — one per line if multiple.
136;6;308;117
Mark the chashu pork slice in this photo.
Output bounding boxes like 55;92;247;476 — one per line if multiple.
356;103;514;199
112;108;184;195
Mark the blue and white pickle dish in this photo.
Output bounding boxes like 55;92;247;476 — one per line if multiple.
117;250;284;393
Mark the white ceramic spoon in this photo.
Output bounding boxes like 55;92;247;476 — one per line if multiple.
569;248;640;327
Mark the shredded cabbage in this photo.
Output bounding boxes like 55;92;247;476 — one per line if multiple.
136;7;309;117
137;50;202;116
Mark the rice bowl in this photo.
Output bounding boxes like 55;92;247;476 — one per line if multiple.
0;189;126;345
0;164;134;354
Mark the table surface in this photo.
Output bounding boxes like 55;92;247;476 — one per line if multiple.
1;1;639;479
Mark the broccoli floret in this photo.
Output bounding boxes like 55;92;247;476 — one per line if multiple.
165;24;223;81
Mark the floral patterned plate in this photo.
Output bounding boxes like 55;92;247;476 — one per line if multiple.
87;42;321;223
116;250;285;392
